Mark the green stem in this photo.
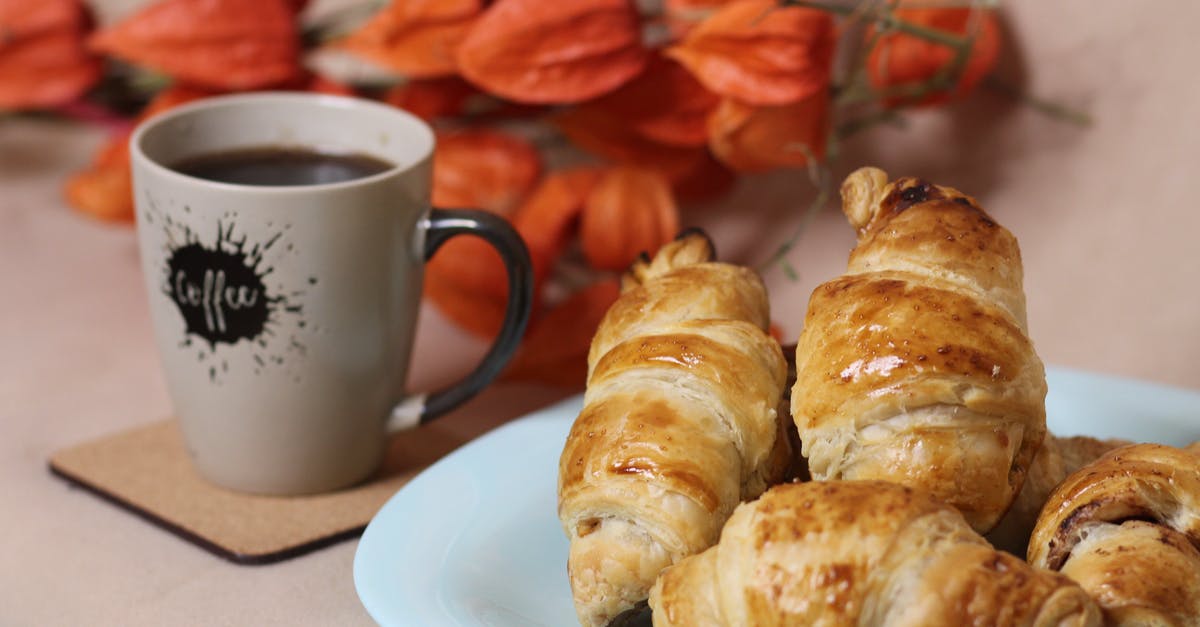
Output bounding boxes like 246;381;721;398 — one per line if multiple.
833;24;886;106
757;155;834;277
781;0;968;48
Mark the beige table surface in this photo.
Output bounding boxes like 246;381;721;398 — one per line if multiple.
3;1;1199;625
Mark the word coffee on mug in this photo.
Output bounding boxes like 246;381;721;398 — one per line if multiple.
162;221;295;352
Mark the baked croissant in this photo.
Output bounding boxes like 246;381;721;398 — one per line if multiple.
988;433;1130;556
649;480;1100;626
791;167;1047;533
558;231;790;626
1029;443;1200;624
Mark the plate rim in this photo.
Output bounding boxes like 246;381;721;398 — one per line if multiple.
353;394;583;625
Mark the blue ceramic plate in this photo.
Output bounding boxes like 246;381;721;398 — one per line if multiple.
353;367;1200;626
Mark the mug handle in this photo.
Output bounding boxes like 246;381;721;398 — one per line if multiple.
387;208;534;431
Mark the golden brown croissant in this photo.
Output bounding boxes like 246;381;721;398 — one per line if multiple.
558;231;790;626
988;433;1130;556
791;167;1047;533
649;481;1100;626
1029;444;1200;624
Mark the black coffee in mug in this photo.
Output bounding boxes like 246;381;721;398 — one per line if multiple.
171;146;394;186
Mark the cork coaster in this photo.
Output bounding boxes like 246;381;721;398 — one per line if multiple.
48;420;465;564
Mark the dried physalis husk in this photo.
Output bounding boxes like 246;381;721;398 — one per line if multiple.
382;77;477;120
580;53;719;147
432;128;542;214
89;0;301;90
0;0;102;109
666;0;834;106
455;0;649;104
707;92;829;172
512;168;604;285
553;106;709;181
581;166;681;272
338;0;481;78
65;85;216;222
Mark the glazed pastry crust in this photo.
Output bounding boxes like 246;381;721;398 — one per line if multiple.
988;434;1130;555
1059;521;1200;626
791;167;1047;533
649;481;1100;627
558;232;789;627
1029;443;1200;624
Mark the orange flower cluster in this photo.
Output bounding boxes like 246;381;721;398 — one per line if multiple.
337;0;842;380
37;0;344;222
0;0;102;109
0;0;1004;386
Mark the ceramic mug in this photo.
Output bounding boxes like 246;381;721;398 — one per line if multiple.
129;92;532;495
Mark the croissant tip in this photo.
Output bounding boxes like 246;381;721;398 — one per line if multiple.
673;227;717;261
621;228;717;289
841;167;889;231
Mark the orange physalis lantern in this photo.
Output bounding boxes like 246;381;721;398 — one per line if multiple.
423;277;511;339
670;152;735;202
431;129;542;214
666;0;835;106
706;93;829;172
383;77;477;121
455;0;650;105
578;54;719;148
866;6;1001;106
63;136;136;223
553;106;708;181
338;0;481;78
65;85;215;222
512;167;603;284
581;166;680;272
0;0;102;110
89;0;301;90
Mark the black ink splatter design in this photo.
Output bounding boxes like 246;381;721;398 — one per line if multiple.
166;235;270;346
146;197;314;383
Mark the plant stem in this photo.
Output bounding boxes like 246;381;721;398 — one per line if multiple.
757;156;834;276
781;0;967;48
833;22;886;106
